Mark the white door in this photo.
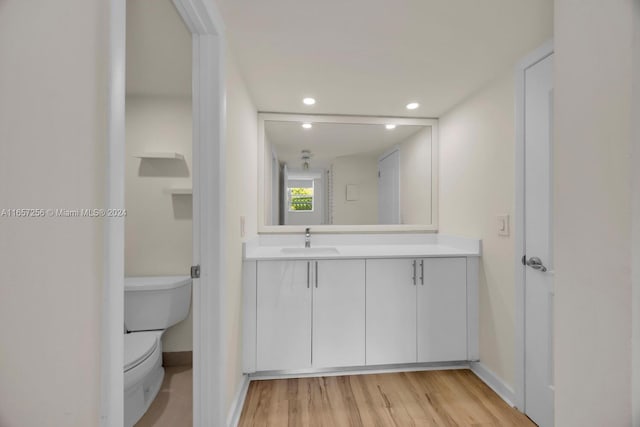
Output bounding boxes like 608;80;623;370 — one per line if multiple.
378;150;400;224
417;258;467;362
313;260;365;368
524;53;554;427
256;260;312;371
366;258;416;365
281;164;289;225
271;153;279;225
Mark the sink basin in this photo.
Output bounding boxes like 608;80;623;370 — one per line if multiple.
280;247;340;256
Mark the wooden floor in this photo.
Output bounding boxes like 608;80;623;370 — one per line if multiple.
135;366;192;427
238;370;535;427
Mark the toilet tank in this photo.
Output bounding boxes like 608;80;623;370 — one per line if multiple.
125;276;192;332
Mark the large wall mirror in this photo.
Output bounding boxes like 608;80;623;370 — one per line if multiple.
258;113;438;232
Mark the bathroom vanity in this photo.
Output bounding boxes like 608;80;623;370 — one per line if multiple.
244;114;480;376
242;234;480;375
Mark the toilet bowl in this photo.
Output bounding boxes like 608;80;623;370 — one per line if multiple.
124;331;164;427
124;276;192;427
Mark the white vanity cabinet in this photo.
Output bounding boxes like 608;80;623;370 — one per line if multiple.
313;259;366;368
366;257;467;365
417;257;467;362
254;259;365;371
243;249;479;374
256;260;311;371
365;259;417;365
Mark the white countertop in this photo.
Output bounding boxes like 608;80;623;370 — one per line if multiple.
243;234;481;260
244;244;479;260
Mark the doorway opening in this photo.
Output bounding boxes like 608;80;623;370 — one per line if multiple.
124;1;193;425
105;0;227;425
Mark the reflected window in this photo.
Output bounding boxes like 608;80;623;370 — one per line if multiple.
288;180;314;212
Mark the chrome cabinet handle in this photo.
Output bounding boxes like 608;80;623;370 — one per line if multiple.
412;260;417;285
526;256;548;272
315;261;318;288
307;261;310;288
420;260;424;285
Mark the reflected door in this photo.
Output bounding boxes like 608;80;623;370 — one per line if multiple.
281;164;288;225
271;152;279;225
378;149;400;224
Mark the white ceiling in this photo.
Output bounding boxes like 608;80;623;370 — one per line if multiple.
126;0;191;96
266;121;425;168
216;0;553;117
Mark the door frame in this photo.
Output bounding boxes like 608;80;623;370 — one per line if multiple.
514;39;553;412
104;1;227;426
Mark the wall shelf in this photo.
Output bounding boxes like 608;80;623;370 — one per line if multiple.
164;187;192;195
133;152;185;160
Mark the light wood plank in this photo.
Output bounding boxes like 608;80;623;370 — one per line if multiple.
238;370;535;427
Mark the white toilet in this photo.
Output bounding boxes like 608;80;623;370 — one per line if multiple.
124;275;192;427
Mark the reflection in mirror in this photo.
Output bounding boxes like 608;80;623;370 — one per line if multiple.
264;120;433;226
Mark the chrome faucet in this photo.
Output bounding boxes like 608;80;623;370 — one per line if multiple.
305;227;311;248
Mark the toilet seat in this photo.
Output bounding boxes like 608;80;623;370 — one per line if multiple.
124;332;158;372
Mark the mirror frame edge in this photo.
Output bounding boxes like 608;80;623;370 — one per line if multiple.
257;112;439;234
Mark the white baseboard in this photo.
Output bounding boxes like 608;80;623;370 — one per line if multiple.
226;375;250;427
470;362;515;407
249;361;470;381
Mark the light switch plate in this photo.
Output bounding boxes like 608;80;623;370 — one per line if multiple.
497;214;510;236
240;215;246;238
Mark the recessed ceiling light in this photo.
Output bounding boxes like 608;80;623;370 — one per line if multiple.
385;124;396;130
302;123;312;129
303;97;316;106
406;102;420;110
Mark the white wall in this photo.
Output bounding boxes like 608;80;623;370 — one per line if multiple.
399;127;432;225
125;95;193;352
223;52;258;416
439;72;516;387
633;2;640;424
331;154;378;225
554;1;635;425
0;1;107;426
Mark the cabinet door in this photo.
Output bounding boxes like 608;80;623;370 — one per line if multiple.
417;258;467;362
366;259;417;365
256;260;312;371
313;259;365;368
